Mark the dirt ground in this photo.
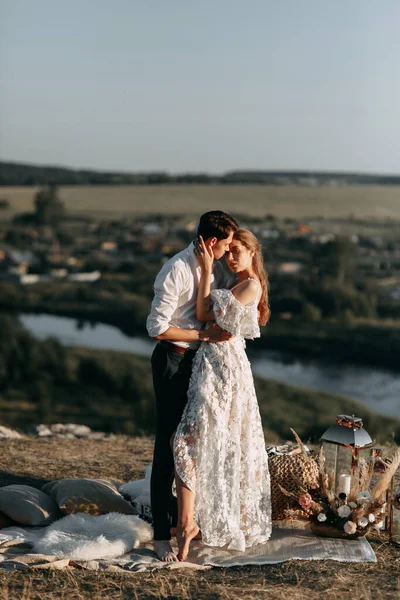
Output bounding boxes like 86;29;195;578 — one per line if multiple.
0;436;399;600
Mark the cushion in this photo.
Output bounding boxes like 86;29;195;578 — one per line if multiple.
42;478;136;516
0;485;61;526
133;492;151;509
119;479;149;502
0;511;15;529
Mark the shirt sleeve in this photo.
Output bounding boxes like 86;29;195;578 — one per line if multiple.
146;261;187;338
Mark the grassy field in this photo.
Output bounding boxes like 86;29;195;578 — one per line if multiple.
0;436;399;600
1;184;400;220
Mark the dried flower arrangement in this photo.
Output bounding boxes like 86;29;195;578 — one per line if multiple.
279;429;400;539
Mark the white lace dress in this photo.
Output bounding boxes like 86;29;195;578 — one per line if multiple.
173;285;272;551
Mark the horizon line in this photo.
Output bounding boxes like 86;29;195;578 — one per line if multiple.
1;158;400;179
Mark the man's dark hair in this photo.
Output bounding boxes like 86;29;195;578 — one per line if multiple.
197;211;239;241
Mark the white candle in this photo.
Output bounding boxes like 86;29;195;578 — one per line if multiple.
338;474;351;496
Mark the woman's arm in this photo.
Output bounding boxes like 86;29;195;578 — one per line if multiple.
196;270;215;322
195;236;216;322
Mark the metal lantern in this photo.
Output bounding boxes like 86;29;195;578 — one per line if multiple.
320;414;373;494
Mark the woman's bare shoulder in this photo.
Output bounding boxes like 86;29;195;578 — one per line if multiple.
231;279;259;305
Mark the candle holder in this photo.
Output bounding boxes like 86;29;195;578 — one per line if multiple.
320;414;373;492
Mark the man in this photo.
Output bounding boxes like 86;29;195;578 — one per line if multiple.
146;210;239;562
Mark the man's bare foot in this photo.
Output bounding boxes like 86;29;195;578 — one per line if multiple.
176;522;200;561
154;540;178;562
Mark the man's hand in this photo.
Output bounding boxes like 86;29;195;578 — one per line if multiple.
200;323;234;343
194;235;214;273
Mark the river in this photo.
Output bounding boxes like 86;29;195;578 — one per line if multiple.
20;313;400;419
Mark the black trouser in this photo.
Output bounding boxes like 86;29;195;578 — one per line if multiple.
150;340;196;541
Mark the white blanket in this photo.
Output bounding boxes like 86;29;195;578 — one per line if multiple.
0;517;376;572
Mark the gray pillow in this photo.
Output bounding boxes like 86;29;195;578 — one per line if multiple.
0;511;15;529
41;478;136;516
0;485;61;526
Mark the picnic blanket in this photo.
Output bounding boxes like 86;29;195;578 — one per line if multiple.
0;517;376;572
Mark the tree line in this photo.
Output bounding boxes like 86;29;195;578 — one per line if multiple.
1;160;400;186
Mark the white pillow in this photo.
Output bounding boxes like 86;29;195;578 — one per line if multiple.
119;479;149;502
133;492;151;508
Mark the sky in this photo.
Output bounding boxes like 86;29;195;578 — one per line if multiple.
1;1;400;174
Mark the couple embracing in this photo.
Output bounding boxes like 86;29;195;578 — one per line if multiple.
146;211;272;562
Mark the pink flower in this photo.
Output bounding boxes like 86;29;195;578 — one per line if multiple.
299;493;313;509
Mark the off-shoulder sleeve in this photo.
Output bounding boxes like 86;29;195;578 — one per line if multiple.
210;289;260;339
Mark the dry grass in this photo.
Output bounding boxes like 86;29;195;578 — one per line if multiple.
0;437;399;600
1;557;399;600
0;437;154;488
2;184;400;220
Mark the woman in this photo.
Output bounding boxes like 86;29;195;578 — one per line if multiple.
172;229;272;561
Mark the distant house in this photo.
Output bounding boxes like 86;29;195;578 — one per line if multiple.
8;250;39;266
50;268;69;279
260;228;279;239
297;177;318;187
277;262;303;275
68;271;101;282
316;233;335;244
298;224;311;235
142;223;163;235
100;241;118;252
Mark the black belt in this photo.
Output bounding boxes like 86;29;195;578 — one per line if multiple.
160;340;197;357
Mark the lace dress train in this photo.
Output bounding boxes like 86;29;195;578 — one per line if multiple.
173;288;272;551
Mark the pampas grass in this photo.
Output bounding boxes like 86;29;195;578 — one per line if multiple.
371;448;400;502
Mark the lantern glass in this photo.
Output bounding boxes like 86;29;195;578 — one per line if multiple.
322;441;353;491
321;415;373;494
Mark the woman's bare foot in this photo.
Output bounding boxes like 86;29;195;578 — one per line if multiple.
171;526;202;541
176;522;200;561
154;540;178;562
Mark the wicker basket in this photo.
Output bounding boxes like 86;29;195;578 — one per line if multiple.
269;451;320;521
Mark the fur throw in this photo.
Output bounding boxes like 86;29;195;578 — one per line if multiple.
32;512;153;560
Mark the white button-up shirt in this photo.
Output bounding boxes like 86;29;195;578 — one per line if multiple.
146;242;232;350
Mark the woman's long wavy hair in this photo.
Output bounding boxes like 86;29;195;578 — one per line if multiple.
233;229;271;325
